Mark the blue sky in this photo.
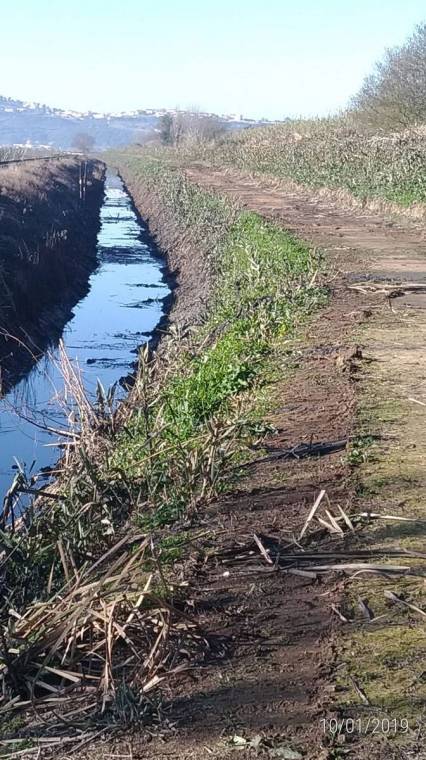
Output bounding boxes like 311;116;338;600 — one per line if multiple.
1;0;424;118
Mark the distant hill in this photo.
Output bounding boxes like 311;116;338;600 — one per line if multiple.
0;96;268;150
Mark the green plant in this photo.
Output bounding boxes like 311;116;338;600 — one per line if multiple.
106;163;324;528
346;434;376;466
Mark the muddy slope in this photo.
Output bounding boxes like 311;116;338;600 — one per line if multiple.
116;167;213;334
0;158;105;391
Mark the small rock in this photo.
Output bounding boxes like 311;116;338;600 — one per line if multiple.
269;747;303;759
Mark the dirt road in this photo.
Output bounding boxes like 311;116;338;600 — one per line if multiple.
184;166;426;756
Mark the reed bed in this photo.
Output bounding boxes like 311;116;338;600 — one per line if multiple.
0;533;205;734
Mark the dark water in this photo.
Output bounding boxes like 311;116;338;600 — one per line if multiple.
0;171;169;499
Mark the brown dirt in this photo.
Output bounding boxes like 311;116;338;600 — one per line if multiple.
70;165;426;760
119;169;214;331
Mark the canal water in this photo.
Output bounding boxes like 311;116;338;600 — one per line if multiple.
0;170;169;500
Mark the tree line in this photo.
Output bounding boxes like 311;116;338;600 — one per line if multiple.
159;111;224;146
351;22;426;129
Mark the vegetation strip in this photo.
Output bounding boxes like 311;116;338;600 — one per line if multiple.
196;122;426;206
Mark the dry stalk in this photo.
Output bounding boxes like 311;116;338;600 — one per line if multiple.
0;534;207;726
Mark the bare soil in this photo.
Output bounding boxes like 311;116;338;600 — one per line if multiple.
72;165;426;760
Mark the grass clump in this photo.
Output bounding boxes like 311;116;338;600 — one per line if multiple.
339;621;426;721
346;434;376;467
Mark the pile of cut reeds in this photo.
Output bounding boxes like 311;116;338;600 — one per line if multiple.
0;533;206;731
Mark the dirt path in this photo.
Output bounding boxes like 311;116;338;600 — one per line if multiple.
79;168;426;760
183;167;426;759
185;164;426;272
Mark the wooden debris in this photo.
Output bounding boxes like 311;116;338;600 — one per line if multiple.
236;439;347;470
324;509;344;536
357;597;374;621
317;516;342;534
357;511;426;524
331;604;349;623
384;590;426;618
299;489;326;540
408;397;426;407
306;562;412;575
0;534;207;731
253;533;274;565
336;504;355;532
348;281;426;295
347;674;370;705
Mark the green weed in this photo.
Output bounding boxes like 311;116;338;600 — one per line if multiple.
346;434;376;466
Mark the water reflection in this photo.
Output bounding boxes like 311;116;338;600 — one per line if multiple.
0;171;169;499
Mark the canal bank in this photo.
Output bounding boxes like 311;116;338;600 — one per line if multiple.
0;157;105;390
0;149;329;751
0;169;170;502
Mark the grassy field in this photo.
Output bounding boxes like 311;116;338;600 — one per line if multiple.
144;119;426;207
215;121;426;205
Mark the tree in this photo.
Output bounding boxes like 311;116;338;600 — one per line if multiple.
350;22;426;129
159;114;174;145
180;113;224;144
72;132;96;153
159;110;224;146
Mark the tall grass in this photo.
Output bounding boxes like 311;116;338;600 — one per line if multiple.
141;118;426;206
0;146;63;162
208;121;426;205
0;145;28;162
